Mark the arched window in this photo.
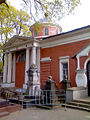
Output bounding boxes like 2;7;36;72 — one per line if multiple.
56;29;58;34
34;30;37;37
45;28;49;35
17;52;26;62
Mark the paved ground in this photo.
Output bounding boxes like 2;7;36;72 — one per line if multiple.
0;107;90;120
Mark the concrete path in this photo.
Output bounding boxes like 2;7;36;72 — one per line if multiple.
0;107;90;120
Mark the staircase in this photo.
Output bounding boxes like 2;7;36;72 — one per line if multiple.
63;98;90;112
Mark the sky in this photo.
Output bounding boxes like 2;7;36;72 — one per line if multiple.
7;0;90;32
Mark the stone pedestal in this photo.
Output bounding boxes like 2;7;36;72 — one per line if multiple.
75;69;87;87
66;87;88;102
45;76;58;105
61;80;71;91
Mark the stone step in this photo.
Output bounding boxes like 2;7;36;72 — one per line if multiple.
62;104;90;112
0;112;10;118
73;99;90;104
0;104;21;113
67;101;90;108
0;99;9;106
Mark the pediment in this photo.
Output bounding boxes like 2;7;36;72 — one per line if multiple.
2;35;32;50
8;38;26;46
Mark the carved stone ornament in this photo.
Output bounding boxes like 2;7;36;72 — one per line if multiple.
27;64;38;76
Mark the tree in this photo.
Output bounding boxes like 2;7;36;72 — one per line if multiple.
0;4;31;71
11;9;31;36
0;0;9;8
22;0;80;21
0;4;31;44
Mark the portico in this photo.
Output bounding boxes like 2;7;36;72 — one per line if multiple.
2;36;40;90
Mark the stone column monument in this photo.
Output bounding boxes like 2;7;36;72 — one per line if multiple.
27;64;40;95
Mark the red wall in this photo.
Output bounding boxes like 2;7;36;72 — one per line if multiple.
40;39;90;89
15;62;25;88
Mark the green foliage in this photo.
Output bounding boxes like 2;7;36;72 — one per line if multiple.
0;61;3;73
0;4;31;44
0;3;31;71
22;0;80;21
30;22;42;33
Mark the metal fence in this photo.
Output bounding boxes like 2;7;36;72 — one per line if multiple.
21;89;66;109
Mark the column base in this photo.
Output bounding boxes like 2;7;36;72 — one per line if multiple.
23;84;28;89
1;83;15;88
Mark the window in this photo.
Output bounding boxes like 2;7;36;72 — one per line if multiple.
59;56;69;82
45;28;49;35
56;29;58;34
62;63;68;80
34;30;37;37
17;52;26;62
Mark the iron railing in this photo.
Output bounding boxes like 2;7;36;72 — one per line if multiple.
21;89;66;109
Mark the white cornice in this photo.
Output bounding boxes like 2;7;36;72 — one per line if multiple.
40;57;51;63
40;26;90;48
2;36;40;52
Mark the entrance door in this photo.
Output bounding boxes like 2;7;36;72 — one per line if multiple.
15;62;25;88
15;52;26;88
87;61;90;96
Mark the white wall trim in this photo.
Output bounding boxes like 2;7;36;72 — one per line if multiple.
76;44;90;70
1;83;15;88
41;28;90;48
84;57;90;69
41;57;51;63
59;56;69;60
77;44;90;58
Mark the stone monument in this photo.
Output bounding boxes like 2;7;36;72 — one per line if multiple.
44;76;59;105
27;64;40;95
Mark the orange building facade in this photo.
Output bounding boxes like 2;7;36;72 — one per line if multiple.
2;22;90;96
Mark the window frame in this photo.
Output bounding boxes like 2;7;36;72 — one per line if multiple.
59;56;69;82
44;27;49;35
17;52;26;63
34;30;37;37
56;29;58;34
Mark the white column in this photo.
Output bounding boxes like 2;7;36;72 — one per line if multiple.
36;47;40;71
3;53;8;83
25;48;30;85
31;46;36;65
7;52;12;83
76;56;80;70
12;53;16;83
36;47;40;83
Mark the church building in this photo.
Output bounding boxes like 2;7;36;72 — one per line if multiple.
1;18;90;96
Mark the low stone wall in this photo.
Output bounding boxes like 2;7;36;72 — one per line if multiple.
66;87;88;102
